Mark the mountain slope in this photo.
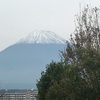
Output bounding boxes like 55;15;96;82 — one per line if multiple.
0;30;66;89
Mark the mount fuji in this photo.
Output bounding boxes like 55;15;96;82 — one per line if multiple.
0;30;66;89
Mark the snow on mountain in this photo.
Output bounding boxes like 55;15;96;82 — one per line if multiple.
17;30;66;44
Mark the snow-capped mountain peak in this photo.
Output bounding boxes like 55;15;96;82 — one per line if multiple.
17;30;66;44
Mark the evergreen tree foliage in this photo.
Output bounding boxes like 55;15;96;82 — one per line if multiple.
36;62;65;100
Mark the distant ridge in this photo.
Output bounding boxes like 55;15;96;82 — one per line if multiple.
17;30;66;44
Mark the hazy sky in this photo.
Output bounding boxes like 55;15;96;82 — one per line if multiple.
0;0;100;51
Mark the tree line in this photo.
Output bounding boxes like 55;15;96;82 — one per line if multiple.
37;6;100;100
